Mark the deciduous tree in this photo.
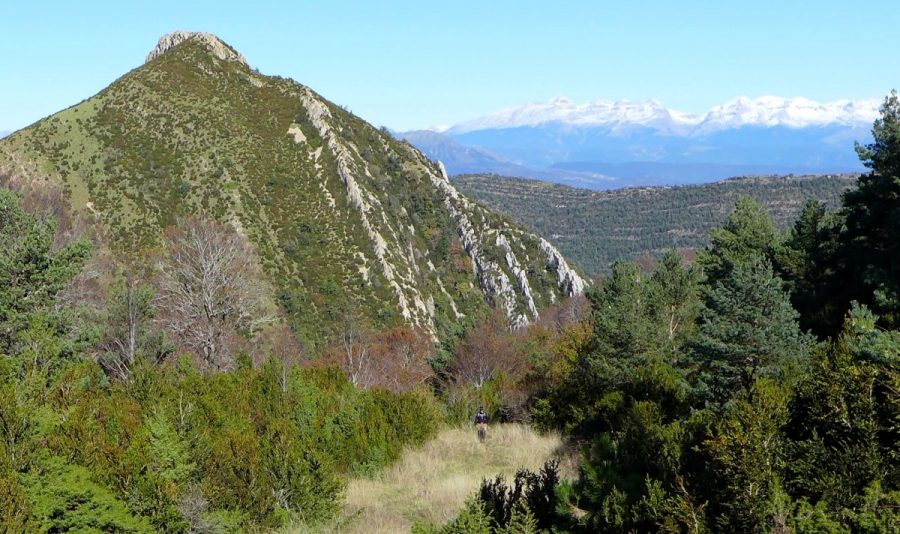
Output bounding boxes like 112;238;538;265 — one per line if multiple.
451;309;524;388
337;311;374;387
155;218;273;371
367;326;435;392
99;268;171;380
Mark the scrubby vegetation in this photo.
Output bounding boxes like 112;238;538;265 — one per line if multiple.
453;172;855;278
1;32;898;534
425;92;900;532
0;184;449;531
0;35;575;349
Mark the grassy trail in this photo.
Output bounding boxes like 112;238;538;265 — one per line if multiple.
292;424;574;533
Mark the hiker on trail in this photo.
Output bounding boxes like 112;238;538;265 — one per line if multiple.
475;407;488;442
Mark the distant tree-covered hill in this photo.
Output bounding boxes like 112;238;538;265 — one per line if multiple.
452;173;857;278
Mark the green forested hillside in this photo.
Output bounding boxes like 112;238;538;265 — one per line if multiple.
453;173;856;278
0;33;583;347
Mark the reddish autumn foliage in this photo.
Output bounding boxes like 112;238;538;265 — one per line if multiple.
367;326;435;392
450;309;526;388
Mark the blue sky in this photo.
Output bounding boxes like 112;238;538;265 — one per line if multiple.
2;1;897;132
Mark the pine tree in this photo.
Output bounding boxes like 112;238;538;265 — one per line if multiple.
587;261;661;358
835;90;900;328
649;250;702;358
777;200;842;336
0;189;91;355
698;196;780;286
695;255;809;402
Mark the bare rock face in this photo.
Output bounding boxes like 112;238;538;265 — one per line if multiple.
146;31;249;66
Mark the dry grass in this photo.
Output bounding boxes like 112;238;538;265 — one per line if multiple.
286;424;576;534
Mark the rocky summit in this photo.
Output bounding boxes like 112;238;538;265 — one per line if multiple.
0;32;584;345
145;31;249;66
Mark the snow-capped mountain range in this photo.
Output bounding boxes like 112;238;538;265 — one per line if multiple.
448;96;881;135
401;95;882;189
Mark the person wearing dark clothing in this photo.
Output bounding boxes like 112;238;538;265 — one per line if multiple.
475;407;488;425
475;407;488;441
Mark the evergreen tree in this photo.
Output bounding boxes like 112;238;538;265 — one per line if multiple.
777;200;843;336
0;189;91;355
694;255;809;402
545;260;693;434
648;250;702;358
587;261;661;358
703;380;792;533
834;90;900;328
697;196;781;286
785;303;900;511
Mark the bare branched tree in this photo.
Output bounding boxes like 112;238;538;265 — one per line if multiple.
535;293;591;333
99;268;159;379
338;313;373;387
451;309;524;388
156;218;273;371
367;326;435;392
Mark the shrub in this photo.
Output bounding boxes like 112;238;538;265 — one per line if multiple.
479;460;562;531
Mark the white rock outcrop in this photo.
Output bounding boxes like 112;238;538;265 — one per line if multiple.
539;238;586;296
298;88;436;333
146;31;249;66
287;125;307;144
425;159;581;329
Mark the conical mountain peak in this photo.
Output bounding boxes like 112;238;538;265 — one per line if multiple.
0;34;586;342
146;31;249;66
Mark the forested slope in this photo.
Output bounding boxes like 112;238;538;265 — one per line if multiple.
425;92;900;534
453;173;856;278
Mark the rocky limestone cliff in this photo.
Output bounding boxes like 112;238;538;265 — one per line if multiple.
430;162;586;327
146;31;249;66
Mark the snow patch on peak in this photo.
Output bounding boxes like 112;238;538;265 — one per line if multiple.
449;97;701;134
700;95;880;131
146;31;249;67
447;95;882;135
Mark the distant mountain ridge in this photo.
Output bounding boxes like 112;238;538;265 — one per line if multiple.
0;31;585;345
396;130;615;188
397;130;518;175
448;95;881;134
402;95;880;188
